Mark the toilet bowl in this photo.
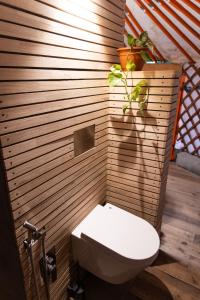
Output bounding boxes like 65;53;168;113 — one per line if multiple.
71;203;160;284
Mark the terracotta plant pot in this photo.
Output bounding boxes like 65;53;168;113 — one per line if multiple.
117;47;148;71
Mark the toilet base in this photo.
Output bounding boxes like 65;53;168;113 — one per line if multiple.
72;233;159;284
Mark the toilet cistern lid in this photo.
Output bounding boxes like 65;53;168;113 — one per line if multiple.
75;203;160;261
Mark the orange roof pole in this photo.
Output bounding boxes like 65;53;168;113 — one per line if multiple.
125;16;139;37
159;0;199;39
125;5;165;61
181;0;200;15
135;0;194;62
144;0;200;56
125;5;143;32
168;0;200;27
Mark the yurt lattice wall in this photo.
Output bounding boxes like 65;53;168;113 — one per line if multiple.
176;63;200;156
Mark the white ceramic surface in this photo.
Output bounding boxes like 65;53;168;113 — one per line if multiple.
71;203;160;284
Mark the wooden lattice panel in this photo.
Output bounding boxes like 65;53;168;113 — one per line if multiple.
176;63;200;156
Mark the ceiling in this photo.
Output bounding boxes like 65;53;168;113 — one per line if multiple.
125;0;200;63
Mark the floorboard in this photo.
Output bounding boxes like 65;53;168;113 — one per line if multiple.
82;163;200;299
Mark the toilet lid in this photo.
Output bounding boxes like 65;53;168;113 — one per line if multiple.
80;203;160;260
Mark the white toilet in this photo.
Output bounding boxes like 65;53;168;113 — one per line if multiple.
71;203;160;284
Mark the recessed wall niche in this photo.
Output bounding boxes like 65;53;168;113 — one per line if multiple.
74;125;95;156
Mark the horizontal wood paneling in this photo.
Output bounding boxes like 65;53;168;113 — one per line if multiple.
0;4;122;46
0;19;119;55
0;102;107;134
0;1;181;299
41;0;124;27
0;88;108;108
106;67;181;228
0;95;108;121
0;69;108;81
0;53;113;70
0;1;125;299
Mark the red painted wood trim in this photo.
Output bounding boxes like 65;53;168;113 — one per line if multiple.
169;0;200;27
125;16;139;37
181;0;200;14
144;0;200;55
159;0;200;39
135;0;194;62
125;5;143;32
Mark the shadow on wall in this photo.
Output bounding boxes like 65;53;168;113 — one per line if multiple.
109;109;163;222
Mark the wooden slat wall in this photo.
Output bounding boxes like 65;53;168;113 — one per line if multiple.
0;1;125;299
0;149;26;300
107;65;181;229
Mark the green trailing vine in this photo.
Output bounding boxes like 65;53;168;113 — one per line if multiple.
107;63;149;114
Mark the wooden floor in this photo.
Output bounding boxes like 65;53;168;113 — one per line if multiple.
84;163;200;300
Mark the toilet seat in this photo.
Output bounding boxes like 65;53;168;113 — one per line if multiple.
73;203;160;261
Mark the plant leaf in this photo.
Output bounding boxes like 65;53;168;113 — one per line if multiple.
111;64;121;71
127;34;135;47
140;51;152;62
110;64;122;75
130;79;148;101
107;63;124;87
131;86;141;101
126;60;136;71
107;72;123;87
135;39;143;47
139;31;148;45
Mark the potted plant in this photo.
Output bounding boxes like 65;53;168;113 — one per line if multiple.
117;31;153;71
108;62;148;114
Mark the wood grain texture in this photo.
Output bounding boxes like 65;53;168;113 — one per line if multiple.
0;1;182;299
130;163;200;300
80;164;200;300
0;1;125;299
107;65;181;228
